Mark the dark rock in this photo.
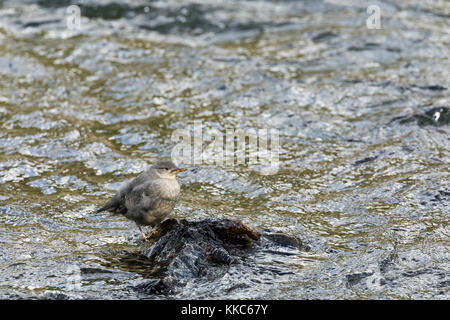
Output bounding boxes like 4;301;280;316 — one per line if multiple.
346;272;373;286
136;218;305;294
22;19;60;28
392;106;450;126
348;42;380;51
264;232;302;248
418;85;446;91
312;31;338;43
354;155;379;166
37;1;152;20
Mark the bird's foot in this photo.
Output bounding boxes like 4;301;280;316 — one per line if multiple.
142;229;156;242
137;224;157;242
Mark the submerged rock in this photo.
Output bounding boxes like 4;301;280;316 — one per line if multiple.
135;218;307;295
392;106;450;126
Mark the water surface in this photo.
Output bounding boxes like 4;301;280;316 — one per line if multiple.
0;0;449;299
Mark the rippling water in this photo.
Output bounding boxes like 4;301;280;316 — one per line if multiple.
0;0;449;299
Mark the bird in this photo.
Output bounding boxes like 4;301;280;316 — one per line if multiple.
96;160;186;241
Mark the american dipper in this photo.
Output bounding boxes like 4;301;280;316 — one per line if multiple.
96;160;186;241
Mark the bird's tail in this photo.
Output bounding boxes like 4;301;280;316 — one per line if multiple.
95;199;116;213
95;206;107;213
95;201;126;215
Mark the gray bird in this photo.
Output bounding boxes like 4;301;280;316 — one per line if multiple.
96;160;186;241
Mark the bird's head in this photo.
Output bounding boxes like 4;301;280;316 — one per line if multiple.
151;160;186;179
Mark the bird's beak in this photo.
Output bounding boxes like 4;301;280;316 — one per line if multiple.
173;168;186;173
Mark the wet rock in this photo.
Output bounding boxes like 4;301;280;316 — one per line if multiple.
37;1;151;20
135;218;305;295
392;106;450;126
80;3;151;20
417;85;446;91
346;272;374;286
22;19;60;29
311;31;338;43
348;42;380;51
354;155;379;166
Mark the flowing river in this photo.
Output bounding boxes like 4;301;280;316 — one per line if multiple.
0;0;449;299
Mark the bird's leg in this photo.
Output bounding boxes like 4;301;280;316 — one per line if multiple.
137;224;156;242
145;228;156;240
137;225;149;242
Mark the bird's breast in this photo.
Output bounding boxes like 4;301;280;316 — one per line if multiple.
154;178;180;199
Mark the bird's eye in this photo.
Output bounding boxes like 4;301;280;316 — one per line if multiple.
165;167;168;170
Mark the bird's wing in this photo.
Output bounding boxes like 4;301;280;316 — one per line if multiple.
96;193;126;214
96;190;128;214
96;178;136;215
96;170;156;215
126;180;177;214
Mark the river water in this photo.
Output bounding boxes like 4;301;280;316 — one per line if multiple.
0;0;449;299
